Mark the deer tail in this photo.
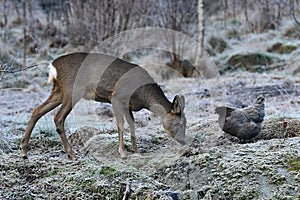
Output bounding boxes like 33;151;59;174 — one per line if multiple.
47;63;57;84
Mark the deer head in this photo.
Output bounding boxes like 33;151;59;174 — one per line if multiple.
162;95;186;145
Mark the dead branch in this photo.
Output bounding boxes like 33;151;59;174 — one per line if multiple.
119;180;131;200
279;0;300;26
0;64;39;74
292;10;300;26
289;0;300;26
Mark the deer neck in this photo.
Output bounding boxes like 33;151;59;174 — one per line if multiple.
145;85;172;118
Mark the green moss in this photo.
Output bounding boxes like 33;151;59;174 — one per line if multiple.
228;53;273;67
278;45;297;54
45;168;62;178
100;166;117;176
225;53;278;73
286;158;300;171
267;43;297;54
24;129;62;150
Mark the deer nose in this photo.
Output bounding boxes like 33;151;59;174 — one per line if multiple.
175;136;186;145
178;140;186;145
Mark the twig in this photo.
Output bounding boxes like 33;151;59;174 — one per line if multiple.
292;11;300;26
122;180;131;200
0;64;39;73
279;0;300;26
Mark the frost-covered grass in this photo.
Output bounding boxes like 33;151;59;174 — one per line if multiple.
1;72;300;198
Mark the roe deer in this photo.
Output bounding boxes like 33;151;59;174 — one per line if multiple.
20;52;186;160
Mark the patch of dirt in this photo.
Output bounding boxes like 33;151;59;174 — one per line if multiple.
259;118;300;140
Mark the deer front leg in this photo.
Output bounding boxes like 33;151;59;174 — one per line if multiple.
112;97;127;158
117;123;127;158
125;110;138;153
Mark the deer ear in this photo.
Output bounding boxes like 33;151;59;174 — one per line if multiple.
171;95;184;115
180;95;185;112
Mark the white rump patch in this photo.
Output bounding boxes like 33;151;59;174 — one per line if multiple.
47;63;57;83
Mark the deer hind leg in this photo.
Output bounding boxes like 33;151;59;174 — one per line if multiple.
124;110;138;153
20;85;62;159
111;97;127;158
54;97;78;160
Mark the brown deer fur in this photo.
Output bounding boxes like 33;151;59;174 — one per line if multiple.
20;52;186;159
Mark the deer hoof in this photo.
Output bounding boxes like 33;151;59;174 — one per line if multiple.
21;155;28;160
67;152;77;161
20;149;28;159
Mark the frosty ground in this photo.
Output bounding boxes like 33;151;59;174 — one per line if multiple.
1;68;300;199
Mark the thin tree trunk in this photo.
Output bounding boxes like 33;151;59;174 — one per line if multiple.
123;0;135;31
2;0;8;42
171;0;180;72
22;0;27;68
223;0;228;29
13;0;21;21
276;2;281;23
2;0;8;26
196;0;204;61
243;0;249;32
233;0;236;20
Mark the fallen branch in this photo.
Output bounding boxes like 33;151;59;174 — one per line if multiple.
122;181;131;200
119;180;131;200
0;64;39;74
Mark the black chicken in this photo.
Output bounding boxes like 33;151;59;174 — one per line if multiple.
215;96;265;140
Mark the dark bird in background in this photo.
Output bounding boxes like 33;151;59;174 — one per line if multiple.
215;96;265;140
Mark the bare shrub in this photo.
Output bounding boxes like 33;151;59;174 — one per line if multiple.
64;0;139;49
